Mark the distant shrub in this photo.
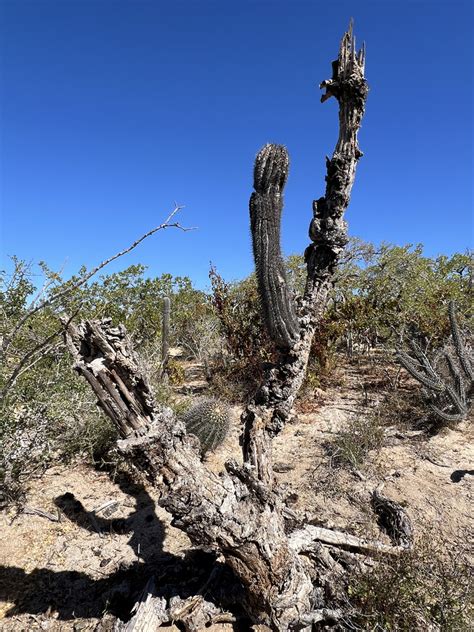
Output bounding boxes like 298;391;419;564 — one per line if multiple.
348;536;473;630
208;266;277;398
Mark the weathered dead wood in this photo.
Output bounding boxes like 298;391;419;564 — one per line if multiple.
64;24;383;632
65;319;315;630
65;313;399;630
23;506;61;522
115;575;236;632
289;525;404;556
242;21;369;486
116;577;168;631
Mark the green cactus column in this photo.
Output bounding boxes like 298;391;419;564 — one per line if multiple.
249;144;299;350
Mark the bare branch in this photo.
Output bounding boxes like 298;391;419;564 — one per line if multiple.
1;205;191;360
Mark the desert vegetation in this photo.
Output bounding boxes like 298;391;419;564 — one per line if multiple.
1;23;473;632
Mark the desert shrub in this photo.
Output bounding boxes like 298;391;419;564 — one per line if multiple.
330;244;473;353
207;244;472;396
372;386;428;432
290;242;473;363
330;411;385;471
0;257;209;502
208;266;277;398
348;537;473;630
166;358;186;386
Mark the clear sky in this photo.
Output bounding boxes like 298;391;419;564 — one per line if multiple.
1;0;472;289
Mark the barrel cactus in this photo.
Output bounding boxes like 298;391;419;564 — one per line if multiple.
181;398;231;454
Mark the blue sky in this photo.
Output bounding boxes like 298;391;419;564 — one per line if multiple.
1;0;472;289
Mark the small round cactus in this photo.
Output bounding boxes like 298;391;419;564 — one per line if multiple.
181;398;231;454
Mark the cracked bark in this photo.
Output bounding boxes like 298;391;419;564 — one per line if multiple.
242;21;368;486
64;24;377;632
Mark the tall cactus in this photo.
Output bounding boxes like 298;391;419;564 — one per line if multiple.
249;144;300;350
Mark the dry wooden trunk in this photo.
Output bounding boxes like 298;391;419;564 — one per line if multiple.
65;25;379;631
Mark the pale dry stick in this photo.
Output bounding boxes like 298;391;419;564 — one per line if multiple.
24;260;68;313
23;506;61;522
0;205;191;360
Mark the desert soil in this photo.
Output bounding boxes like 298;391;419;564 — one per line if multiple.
1;357;472;631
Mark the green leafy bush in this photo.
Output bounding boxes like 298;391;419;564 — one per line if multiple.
208;266;277;398
0;258;208;502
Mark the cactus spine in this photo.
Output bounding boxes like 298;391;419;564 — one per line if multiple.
181;398;231;454
249;144;299;350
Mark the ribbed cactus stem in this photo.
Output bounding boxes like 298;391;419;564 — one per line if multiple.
408;340;438;381
181;398;231;454
396;351;444;392
449;300;473;380
161;296;170;366
397;302;473;425
444;351;460;384
428;405;465;423
249;144;300;350
445;384;468;415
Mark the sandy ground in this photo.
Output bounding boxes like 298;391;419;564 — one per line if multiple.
1;358;472;630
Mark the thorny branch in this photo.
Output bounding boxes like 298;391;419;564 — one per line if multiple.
1;206;193;403
0;205;191;362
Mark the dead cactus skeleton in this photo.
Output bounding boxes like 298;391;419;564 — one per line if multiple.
62;23;408;632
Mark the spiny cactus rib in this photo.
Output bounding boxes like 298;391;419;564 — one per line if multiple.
445;384;467;415
428;404;465;423
396;351;444;392
181;398;230;454
444;351;460;384
250;144;300;349
397;302;473;425
409;340;438;381
449;301;473;381
456;375;467;406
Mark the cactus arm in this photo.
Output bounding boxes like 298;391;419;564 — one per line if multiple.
449;301;473;381
409;340;438;381
396;351;444;392
398;302;472;426
444;350;461;384
243;23;368;484
445;384;468;416
456;374;467;406
429;404;466;423
250;144;300;349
